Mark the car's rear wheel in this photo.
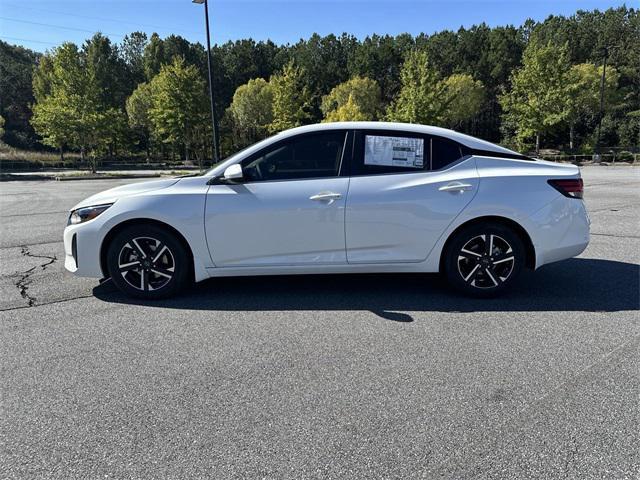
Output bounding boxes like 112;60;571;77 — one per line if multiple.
443;222;525;297
106;224;189;299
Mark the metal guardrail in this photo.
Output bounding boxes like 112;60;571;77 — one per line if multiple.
536;153;639;164
0;160;214;172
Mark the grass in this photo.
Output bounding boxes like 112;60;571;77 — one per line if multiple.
0;143;79;162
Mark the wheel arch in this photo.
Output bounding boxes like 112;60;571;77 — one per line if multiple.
439;215;536;272
100;218;195;281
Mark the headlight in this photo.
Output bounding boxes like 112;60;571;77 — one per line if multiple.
68;204;113;225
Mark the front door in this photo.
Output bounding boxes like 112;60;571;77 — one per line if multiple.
205;130;350;267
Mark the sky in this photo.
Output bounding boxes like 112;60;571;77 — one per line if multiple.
0;0;631;52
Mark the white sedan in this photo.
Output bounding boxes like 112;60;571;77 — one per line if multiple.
63;122;589;298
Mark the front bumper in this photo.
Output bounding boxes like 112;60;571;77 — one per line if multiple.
63;222;104;278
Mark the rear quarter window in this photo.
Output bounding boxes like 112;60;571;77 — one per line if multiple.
430;137;464;170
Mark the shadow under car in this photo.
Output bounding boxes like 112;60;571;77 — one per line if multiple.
93;258;640;322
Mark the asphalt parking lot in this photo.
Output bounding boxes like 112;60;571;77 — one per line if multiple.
1;166;638;479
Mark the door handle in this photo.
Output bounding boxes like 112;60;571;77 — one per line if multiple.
309;192;342;202
438;182;473;193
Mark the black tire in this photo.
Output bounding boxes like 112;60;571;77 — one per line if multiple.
443;222;525;297
106;224;190;299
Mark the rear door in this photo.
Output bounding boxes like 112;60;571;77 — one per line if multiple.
345;130;479;263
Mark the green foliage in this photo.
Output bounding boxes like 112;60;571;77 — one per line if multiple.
325;94;369;122
0;40;39;148
268;61;311;133
143;33;165;81
386;50;448;124
147;57;210;163
126;81;155;155
565;63;619;148
386;51;484;127
321;77;382;121
442;74;485;127
2;5;636;159
499;40;573;152
120;32;148;86
226;78;274;147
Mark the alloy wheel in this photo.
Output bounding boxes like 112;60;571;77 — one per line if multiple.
117;236;176;291
457;234;515;289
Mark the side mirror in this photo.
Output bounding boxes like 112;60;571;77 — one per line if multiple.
222;164;243;182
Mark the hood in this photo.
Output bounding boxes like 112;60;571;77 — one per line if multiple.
70;178;181;210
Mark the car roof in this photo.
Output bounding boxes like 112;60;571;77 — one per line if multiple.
278;122;520;156
205;121;524;177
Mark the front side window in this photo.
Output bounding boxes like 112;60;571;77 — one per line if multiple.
241;131;346;182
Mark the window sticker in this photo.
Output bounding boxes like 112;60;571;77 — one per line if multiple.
364;135;424;169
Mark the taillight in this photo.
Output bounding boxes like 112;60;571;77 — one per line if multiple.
548;178;584;199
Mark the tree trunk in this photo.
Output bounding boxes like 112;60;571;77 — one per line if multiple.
185;144;189;163
569;124;575;151
535;134;540;156
59;146;64;163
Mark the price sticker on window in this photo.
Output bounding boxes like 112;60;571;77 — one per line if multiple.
364;135;424;169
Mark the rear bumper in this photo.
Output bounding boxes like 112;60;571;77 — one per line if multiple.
529;196;590;268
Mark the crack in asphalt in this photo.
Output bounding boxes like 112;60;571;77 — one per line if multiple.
13;246;57;307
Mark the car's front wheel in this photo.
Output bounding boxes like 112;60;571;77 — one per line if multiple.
443;222;525;297
106;224;189;299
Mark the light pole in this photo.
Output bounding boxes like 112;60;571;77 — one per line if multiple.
193;0;220;163
594;44;621;162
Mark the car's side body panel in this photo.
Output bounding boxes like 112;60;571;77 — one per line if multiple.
344;157;479;263
204;177;349;266
64;177;212;282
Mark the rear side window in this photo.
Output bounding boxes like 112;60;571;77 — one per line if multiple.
431;137;464;170
352;131;464;175
241;131;346;182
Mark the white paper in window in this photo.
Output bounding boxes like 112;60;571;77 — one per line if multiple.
364;135;424;169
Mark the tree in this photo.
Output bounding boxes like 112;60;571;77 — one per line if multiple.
143;33;165;81
0;41;40;148
499;41;572;153
386;50;448;124
441;74;485;128
226;78;274;148
268;61;310;133
566;63;618;149
126;81;155;160
31;42;109;170
324;94;369;122
147;57;210;165
321;76;382;121
120;32;148;87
